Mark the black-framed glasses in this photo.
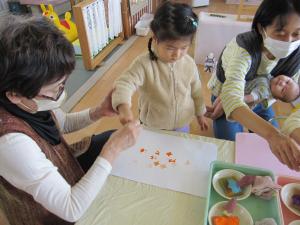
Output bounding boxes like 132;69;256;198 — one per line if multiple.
36;86;65;101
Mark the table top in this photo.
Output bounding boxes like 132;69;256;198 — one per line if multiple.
76;132;234;225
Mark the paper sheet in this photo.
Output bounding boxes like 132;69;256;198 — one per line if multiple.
111;129;218;197
235;133;300;178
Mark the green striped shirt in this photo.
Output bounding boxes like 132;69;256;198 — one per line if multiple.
282;110;300;135
208;39;300;119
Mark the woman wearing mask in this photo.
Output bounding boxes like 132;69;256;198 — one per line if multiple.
205;0;300;170
0;17;140;224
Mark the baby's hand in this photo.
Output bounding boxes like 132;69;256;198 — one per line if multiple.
197;115;209;131
117;104;134;125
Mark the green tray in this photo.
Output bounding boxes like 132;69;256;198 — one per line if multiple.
203;161;283;225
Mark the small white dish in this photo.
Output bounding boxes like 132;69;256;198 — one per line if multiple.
281;183;300;217
208;201;253;225
289;220;300;225
212;169;252;200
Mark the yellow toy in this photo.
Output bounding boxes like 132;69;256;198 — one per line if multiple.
40;4;78;42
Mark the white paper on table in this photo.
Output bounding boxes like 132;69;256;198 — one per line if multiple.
111;129;218;197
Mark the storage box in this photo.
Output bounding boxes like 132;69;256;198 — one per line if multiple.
135;20;150;36
203;161;283;225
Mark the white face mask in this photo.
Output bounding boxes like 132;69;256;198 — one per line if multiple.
263;29;300;59
33;90;67;112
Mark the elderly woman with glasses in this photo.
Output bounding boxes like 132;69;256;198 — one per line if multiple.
0;16;140;225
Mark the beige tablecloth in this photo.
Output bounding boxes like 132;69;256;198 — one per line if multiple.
76;132;234;225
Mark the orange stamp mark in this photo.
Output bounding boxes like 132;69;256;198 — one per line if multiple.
153;161;160;166
159;164;167;169
169;159;176;164
166;152;173;157
140;148;145;153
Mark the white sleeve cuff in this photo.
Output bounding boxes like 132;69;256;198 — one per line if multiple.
96;157;112;173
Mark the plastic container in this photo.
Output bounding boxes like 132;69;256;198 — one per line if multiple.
135;13;153;36
140;13;153;25
203;161;283;225
135;20;150;36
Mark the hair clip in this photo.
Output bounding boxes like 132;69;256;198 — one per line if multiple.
186;16;198;28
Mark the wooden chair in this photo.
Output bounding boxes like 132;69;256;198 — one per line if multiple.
237;0;259;22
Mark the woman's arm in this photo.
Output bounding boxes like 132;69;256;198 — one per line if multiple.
232;106;300;170
282;110;300;145
290;128;300;145
54;91;117;134
208;40;300;170
0;121;140;222
206;40;252;120
0;133;110;222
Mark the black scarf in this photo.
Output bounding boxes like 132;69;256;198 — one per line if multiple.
0;99;61;145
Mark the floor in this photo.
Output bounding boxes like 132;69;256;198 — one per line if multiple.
63;0;292;144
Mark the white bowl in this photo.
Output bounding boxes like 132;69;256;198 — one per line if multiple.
212;169;252;200
208;201;253;225
289;221;300;225
281;183;300;216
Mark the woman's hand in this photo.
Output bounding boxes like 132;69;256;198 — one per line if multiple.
90;90;117;121
117;104;134;125
100;120;141;164
197;115;209;131
205;96;224;120
267;132;300;171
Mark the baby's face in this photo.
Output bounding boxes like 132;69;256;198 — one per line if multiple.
270;75;300;102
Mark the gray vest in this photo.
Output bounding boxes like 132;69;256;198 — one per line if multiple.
216;30;300;83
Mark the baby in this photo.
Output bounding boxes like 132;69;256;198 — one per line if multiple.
244;74;300;108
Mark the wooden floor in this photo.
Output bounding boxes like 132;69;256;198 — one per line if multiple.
64;0;292;144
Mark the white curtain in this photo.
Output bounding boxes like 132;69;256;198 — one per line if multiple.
108;0;122;39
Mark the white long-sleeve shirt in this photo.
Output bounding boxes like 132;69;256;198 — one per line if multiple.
0;108;112;222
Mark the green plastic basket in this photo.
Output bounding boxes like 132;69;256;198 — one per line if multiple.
203;161;283;225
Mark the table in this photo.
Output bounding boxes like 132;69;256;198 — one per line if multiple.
194;12;251;65
76;132;234;225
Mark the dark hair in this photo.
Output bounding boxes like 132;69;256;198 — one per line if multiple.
252;0;300;39
148;1;198;60
0;16;75;99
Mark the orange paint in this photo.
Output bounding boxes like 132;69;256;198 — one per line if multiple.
140;148;145;153
169;159;176;163
160;164;167;169
166;152;173;157
212;216;239;225
153;161;160;166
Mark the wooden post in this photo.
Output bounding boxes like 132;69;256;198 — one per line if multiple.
121;0;131;39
